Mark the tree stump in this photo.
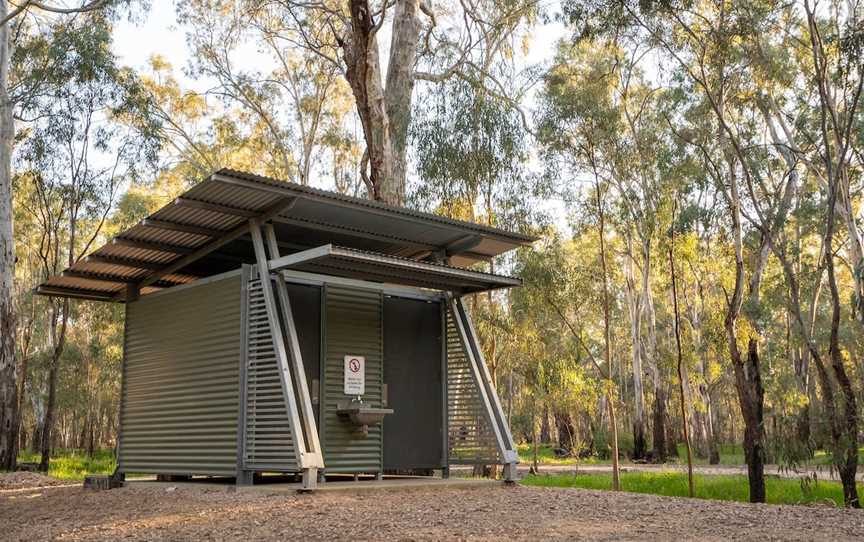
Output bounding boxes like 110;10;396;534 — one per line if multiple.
83;475;123;490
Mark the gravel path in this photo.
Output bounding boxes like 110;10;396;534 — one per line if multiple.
3;477;864;541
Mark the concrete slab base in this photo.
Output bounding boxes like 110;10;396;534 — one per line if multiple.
125;476;498;495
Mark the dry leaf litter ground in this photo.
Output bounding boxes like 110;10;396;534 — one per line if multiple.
2;473;863;541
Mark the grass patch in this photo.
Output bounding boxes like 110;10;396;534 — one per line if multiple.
518;442;747;466
813;447;864;467
16;449;116;481
521;471;861;507
517;444;605;465
679;443;746;466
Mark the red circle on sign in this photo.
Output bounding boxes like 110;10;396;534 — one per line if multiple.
349;359;361;372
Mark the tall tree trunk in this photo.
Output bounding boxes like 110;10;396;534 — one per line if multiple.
730;338;766;503
625;235;647;460
382;0;421;204
725;162;767;503
341;0;421;205
341;0;393;201
796;2;861;506
641;238;665;462
39;299;68;472
824;179;860;508
530;393;539;474
13;332;32;464
670;235;695;497
652;386;667;462
0;3;17;472
539;405;551;443
30;421;41;454
554;410;576;453
596;180;620;490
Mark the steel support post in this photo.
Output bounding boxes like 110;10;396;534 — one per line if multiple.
249;220;324;491
263;223;325;489
236;264;252;486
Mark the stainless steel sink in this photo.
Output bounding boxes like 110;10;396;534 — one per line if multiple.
337;402;394;436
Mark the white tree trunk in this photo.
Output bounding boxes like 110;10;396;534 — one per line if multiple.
837;182;864;322
640;236;665;458
0;0;17;471
624;235;646;458
383;0;421;203
341;0;422;205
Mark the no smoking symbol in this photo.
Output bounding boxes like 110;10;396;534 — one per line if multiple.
349;358;361;372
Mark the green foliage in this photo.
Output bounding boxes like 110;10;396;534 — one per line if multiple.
410;77;540;231
17;449;115;481
522;471;863;507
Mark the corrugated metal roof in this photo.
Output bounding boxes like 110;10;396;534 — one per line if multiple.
213;169;536;242
270;244;521;294
36;168;536;302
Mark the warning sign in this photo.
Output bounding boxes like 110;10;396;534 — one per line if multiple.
344;355;365;395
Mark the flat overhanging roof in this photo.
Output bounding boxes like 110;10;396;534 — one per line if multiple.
270;245;521;294
36;168;535;301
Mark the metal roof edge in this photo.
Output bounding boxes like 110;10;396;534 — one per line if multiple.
210;168;539;245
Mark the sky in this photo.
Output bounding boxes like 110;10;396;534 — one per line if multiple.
109;1;572;228
112;2;569;87
113;3;189;80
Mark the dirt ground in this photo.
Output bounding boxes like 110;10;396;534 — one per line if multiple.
3;475;864;541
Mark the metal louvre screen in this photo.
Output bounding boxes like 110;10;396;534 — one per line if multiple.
243;276;298;471
119;274;241;476
446;311;501;464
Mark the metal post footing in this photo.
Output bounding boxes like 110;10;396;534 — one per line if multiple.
503;462;518;484
298;468;318;493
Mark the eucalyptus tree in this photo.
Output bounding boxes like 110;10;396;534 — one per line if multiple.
13;15;159;470
561;0;809;502
537;38;683;462
258;0;538;204
755;1;864;506
410;77;535;229
535;41;621;480
799;1;862;507
177;0;356;185
611;51;680;462
516;234;621;487
0;0;134;472
650;0;864;506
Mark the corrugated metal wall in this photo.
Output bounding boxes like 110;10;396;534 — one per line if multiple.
119;275;241;476
242;276;298;471
445;311;501;464
322;285;383;473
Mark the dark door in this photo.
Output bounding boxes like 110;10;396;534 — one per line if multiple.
283;282;321;422
383;296;444;470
